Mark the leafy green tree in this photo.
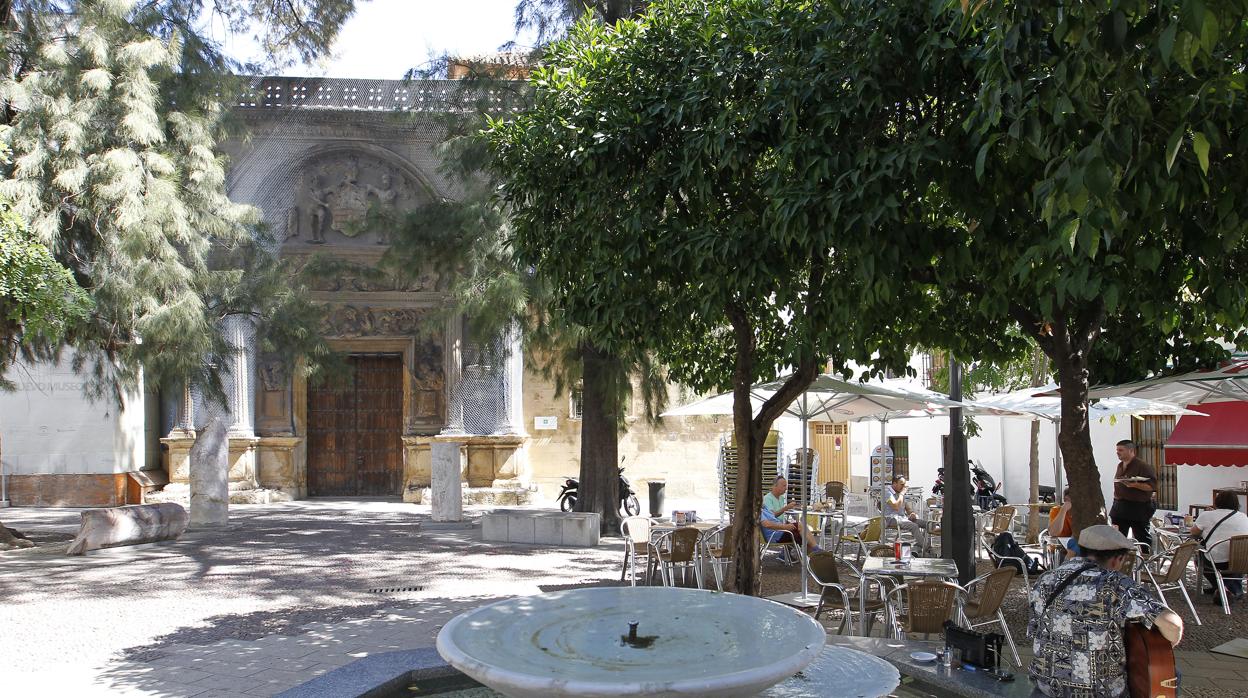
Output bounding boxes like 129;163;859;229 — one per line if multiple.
934;0;1248;531
0;202;89;549
487;0;966;592
382;0;657;535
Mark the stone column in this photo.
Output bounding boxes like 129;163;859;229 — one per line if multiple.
441;312;465;436
433;311;465;521
189;412;229;528
221;314;256;439
171;382;196;437
431;438;464;522
505;324;526;435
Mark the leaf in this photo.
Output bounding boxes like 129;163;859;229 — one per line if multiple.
1086;159;1112;198
1193;131;1210;174
1159;23;1177;67
1165;125;1185;173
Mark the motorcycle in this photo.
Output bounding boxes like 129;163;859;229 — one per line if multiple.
970;460;1008;510
557;466;641;516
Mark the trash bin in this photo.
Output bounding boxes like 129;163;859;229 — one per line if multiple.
647;480;666;518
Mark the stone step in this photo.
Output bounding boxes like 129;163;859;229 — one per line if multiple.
410;483;535;506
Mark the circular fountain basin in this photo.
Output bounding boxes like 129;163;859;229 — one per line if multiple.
435;587;827;698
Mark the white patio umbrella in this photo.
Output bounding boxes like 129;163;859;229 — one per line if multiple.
1069;356;1248;404
974;388;1207;493
663;373;968;607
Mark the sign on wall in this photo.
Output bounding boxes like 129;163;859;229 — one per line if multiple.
534;416;558;431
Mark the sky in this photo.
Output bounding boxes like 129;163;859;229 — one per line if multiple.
210;0;537;80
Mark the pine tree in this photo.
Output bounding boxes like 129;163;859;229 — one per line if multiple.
0;0;355;532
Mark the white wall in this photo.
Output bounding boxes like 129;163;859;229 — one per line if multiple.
1178;464;1248;513
0;358;145;475
845;410;1130;507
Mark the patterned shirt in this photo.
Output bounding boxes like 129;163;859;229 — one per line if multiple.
1028;558;1168;697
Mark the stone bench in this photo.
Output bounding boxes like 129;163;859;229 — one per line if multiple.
481;509;600;547
66;502;188;555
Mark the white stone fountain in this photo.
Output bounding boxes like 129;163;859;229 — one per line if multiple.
436;587;828;698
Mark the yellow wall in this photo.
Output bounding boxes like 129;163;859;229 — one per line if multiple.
522;373;726;507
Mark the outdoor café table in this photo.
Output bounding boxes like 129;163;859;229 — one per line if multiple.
859;557;961;635
646;520;722;587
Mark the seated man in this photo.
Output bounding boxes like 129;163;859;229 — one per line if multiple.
1029;525;1183;697
763;476;799;517
760;504;819;562
883;476;930;554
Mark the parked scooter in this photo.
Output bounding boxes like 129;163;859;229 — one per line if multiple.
556;464;641;516
937;465;1054;504
970;460;1008;510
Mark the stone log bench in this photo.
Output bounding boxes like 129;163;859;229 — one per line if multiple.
480;509;600;547
66;502;188;555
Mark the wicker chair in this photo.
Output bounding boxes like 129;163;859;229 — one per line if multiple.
807;551;891;636
978;506;1018;558
620;516;656;586
1203;534;1248;616
654;527;703;588
1119;549;1139;581
700;523;734;592
884;580;965;641
1142;540;1201;625
960;566;1021;666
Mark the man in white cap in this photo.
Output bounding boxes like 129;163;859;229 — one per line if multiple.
1028;525;1183;697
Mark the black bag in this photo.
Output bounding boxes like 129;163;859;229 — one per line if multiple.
991;531;1045;576
943;620;1003;670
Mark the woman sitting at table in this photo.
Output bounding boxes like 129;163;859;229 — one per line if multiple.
1191;490;1248;606
1049;488;1079;561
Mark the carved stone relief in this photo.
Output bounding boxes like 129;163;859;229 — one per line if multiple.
322;305;433;338
283;152;423;247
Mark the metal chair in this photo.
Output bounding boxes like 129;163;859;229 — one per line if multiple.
700;523;734;592
838;516;889;561
960;566;1022;666
654;527;703;588
1119;549;1140;582
884;580;965;641
825;481;846;509
1203;534;1248;616
1142;540;1201;625
760;527;801;566
978;506;1018;559
806;551;890;636
620;516;655;586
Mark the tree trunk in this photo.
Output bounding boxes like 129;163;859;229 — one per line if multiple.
1053;343;1107;534
576;343;621;535
0;520;33;550
943;359;975;584
725;306;818;595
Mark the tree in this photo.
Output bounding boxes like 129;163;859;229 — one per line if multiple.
380;0;658;535
0;1;354;529
933;0;1248;531
487;0;963;592
0;202;89;549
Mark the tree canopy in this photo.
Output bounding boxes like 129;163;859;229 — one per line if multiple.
0;0;357;398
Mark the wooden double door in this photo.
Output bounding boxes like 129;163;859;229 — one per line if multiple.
307;354;405;497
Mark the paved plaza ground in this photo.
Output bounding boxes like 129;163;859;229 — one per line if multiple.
3;500;1248;697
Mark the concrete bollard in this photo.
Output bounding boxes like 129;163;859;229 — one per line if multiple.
65;502;189;555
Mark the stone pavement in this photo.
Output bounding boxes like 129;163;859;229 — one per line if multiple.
3;500;1248;697
0;500;626;697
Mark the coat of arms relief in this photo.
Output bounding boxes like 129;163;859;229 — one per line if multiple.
285;154;418;246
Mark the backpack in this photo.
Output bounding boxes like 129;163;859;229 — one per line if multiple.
991;531;1045;576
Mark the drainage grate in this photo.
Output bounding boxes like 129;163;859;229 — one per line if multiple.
368;586;425;594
